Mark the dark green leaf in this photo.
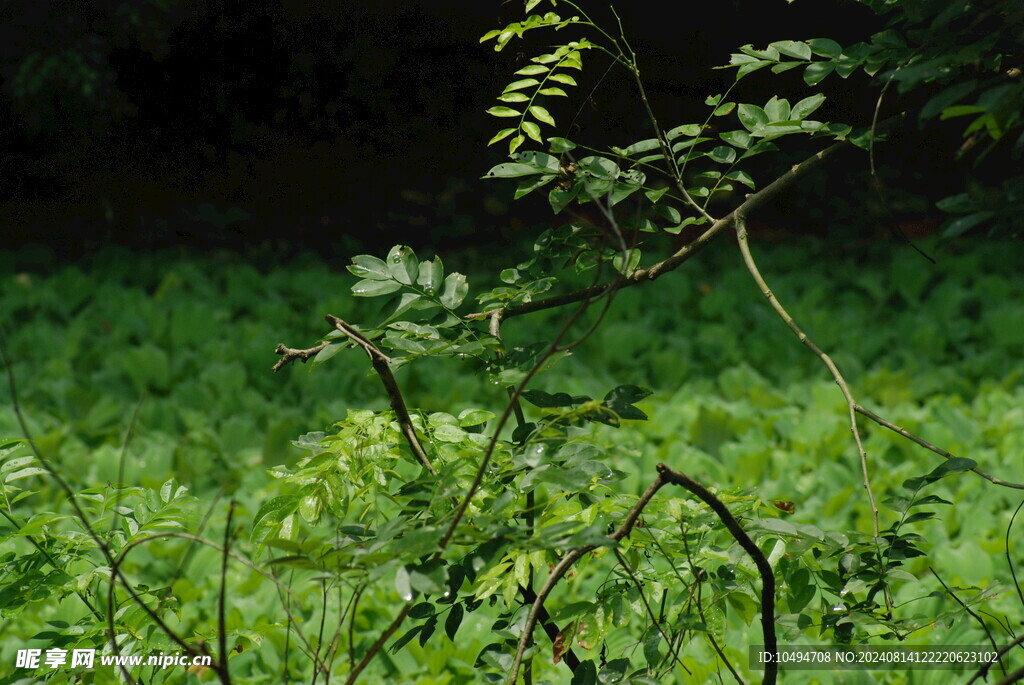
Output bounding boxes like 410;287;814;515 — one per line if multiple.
445;603;464;640
521;389;576;407
803;61;836;86
389;624;423;654
807;38;842;58
791;94;827;120
548;137;577;152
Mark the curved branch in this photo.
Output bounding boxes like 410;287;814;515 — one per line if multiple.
324;315;435;476
854;403;1024;489
655;464;777;685
734;216;881;545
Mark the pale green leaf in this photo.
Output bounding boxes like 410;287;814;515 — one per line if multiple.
529;105;556;126
487;106;521;118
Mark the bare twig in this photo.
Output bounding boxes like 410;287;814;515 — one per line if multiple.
324;315;435;476
218;502;236;685
343;604;413;685
968;633;1024;685
272;341;329;371
854;403;1024;489
928;567;1004;677
734;216;882;548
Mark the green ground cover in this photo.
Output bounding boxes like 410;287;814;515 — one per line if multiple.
1;237;1021;683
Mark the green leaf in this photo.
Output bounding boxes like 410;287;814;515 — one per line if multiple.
737;104;768;133
791;94;826;120
389;625;423;654
417;258;444;294
522;120;543;143
713;102;736;116
497;92;529;103
645;187;670;203
653;205;680;224
352;279;402;297
387;245;419;285
548;73;577;86
549;186;579;214
578;156;619;180
807;38;842;58
515;64;549;75
458;409;495;427
514;173;556;199
548;137;576;152
484;163;547;178
487;127;517;146
707;146;736;164
445;603;464;640
612;248;641;275
622;138;662;156
486;106;521;117
509;134;526;155
529;105;556;126
348;254;391;280
440;273;469;309
666;124;701;139
720;130;752;149
516;151;561;173
725;170;755;189
521;389;576;408
764;96;791;122
539;87;568;97
803;62;836;86
770;40;812;60
504;78;540;92
395;566;413;601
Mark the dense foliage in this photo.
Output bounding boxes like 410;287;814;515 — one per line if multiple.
1;1;1022;684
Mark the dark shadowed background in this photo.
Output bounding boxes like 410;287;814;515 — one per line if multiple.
1;0;964;265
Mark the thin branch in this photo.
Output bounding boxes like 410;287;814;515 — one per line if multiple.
854;403;1024;489
612;549;692;678
272;341;329;371
928;567;1004;677
470;140;847;322
676;530;743;685
734;216;882;548
324;315;435;476
507;472;669;685
1009;500;1024;610
968;633;1024;685
343;604;413;685
218;502;236;685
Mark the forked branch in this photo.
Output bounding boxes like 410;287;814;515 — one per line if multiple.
507;464;777;685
